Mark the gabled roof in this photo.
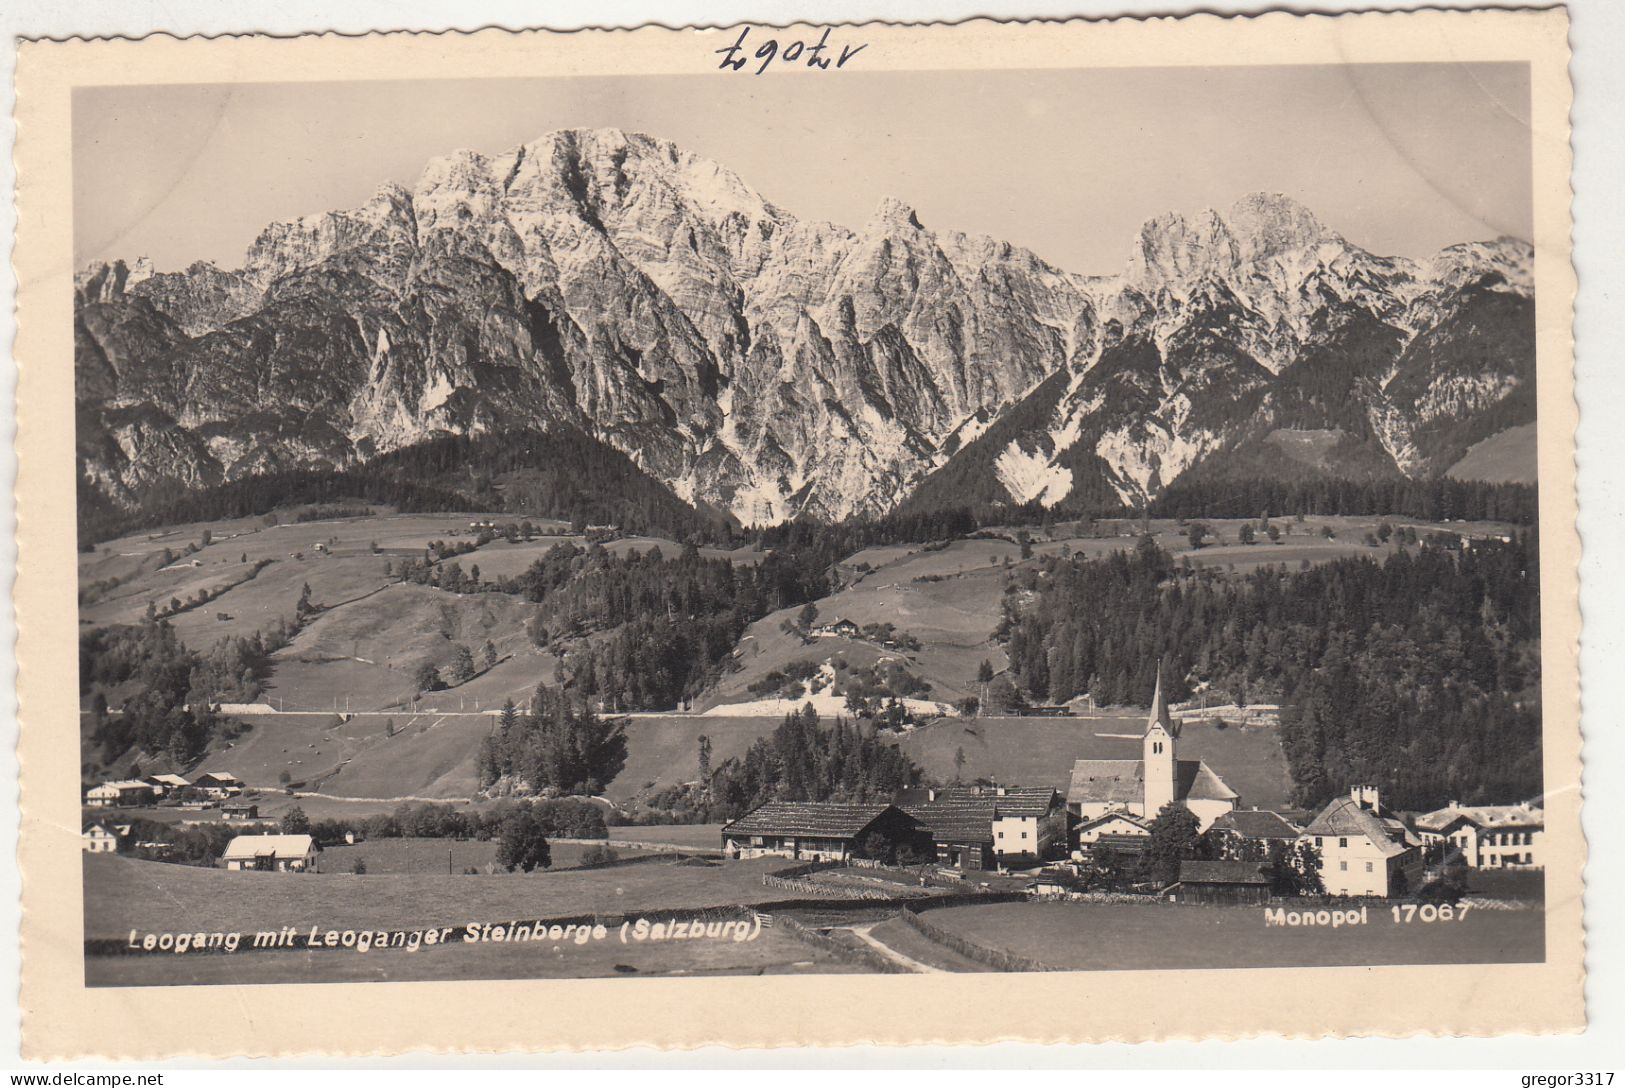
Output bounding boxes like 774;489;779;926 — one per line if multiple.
88;779;153;792
722;801;904;839
1212;809;1301;839
1067;759;1237;805
1068;760;1143;804
905;805;995;844
82;821;118;835
1302;797;1415;857
1415;803;1544;833
221;834;314;861
1178;859;1270;885
1077;810;1152;834
195;771;243;784
147;774;191;788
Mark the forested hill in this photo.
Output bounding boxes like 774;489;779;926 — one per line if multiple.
79;428;727;547
999;534;1541;810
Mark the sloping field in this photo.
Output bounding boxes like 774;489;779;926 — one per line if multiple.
194;710;496;797
83;852;795;938
1447;423;1538;485
896;713;1293;808
606;716;785;801
264;583;539;712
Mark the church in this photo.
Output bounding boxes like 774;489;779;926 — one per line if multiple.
1066;669;1239;831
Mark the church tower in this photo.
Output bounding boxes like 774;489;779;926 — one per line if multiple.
1141;664;1180;817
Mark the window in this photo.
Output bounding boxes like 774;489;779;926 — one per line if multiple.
1022;831;1029;839
1315;837;1323;848
1339;837;1348;849
1365;862;1373;873
1339;861;1348;871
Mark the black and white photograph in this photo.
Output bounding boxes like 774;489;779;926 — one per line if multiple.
11;7;1586;1057
67;54;1554;988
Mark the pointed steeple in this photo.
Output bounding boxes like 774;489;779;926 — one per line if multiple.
1147;662;1179;739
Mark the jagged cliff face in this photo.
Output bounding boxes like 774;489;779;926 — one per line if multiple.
75;127;1535;522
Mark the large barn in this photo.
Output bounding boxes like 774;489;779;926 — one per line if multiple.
720;802;929;863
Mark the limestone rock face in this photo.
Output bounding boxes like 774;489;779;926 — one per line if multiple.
76;130;1535;520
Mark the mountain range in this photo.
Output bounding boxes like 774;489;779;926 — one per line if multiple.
75;127;1536;525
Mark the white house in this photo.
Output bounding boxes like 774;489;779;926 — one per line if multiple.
1066;669;1239;831
85;780;156;808
82;822;121;853
1415;800;1543;869
1298;786;1424;897
221;834;317;872
1074;810;1153;847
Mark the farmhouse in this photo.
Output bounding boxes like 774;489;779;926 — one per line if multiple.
1209;809;1303;854
812;617;861;639
221;834;317;872
721;802;928;863
85;780;156;808
143;773;192;795
193;772;245;798
900;785;1067;868
1066;670;1239;831
1299;786;1424;897
82;822;121;853
1074;810;1153;855
1415;800;1543;869
1172;860;1272;906
221;803;261;821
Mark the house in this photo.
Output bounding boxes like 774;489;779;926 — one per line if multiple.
1074;810;1153;852
1171;859;1272;905
144;773;192;796
221;803;261;821
193;772;244;798
720;802;929;863
1066;668;1239;831
900;785;1067;868
1017;704;1075;718
812;617;861;639
221;834;317;872
82;822;121;853
1298;786;1424;897
84;780;156;808
1209;809;1303;856
1415;800;1543;869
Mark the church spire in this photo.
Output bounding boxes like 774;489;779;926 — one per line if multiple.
1147;662;1179;739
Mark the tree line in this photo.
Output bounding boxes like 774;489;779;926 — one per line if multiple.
1000;534;1540;810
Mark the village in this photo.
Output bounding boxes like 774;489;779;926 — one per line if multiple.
81;666;1544;981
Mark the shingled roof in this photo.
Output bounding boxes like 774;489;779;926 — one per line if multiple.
1067;759;1237;806
722;801;902;839
1211;809;1302;840
1178;859;1270;885
1415;802;1544;833
1302;797;1417;858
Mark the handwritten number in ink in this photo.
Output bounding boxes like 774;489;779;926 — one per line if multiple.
715;27;867;74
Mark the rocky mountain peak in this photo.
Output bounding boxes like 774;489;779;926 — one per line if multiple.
1225;191;1332;260
867;196;924;233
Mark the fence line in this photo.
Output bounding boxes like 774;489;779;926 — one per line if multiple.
897;904;1055;973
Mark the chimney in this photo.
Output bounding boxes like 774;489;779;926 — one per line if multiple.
1350;785;1382;814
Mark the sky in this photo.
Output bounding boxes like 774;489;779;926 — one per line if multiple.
73;63;1532;277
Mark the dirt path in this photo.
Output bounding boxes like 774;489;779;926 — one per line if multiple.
848;923;942;974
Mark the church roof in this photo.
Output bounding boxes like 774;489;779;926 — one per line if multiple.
1066;759;1237;806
